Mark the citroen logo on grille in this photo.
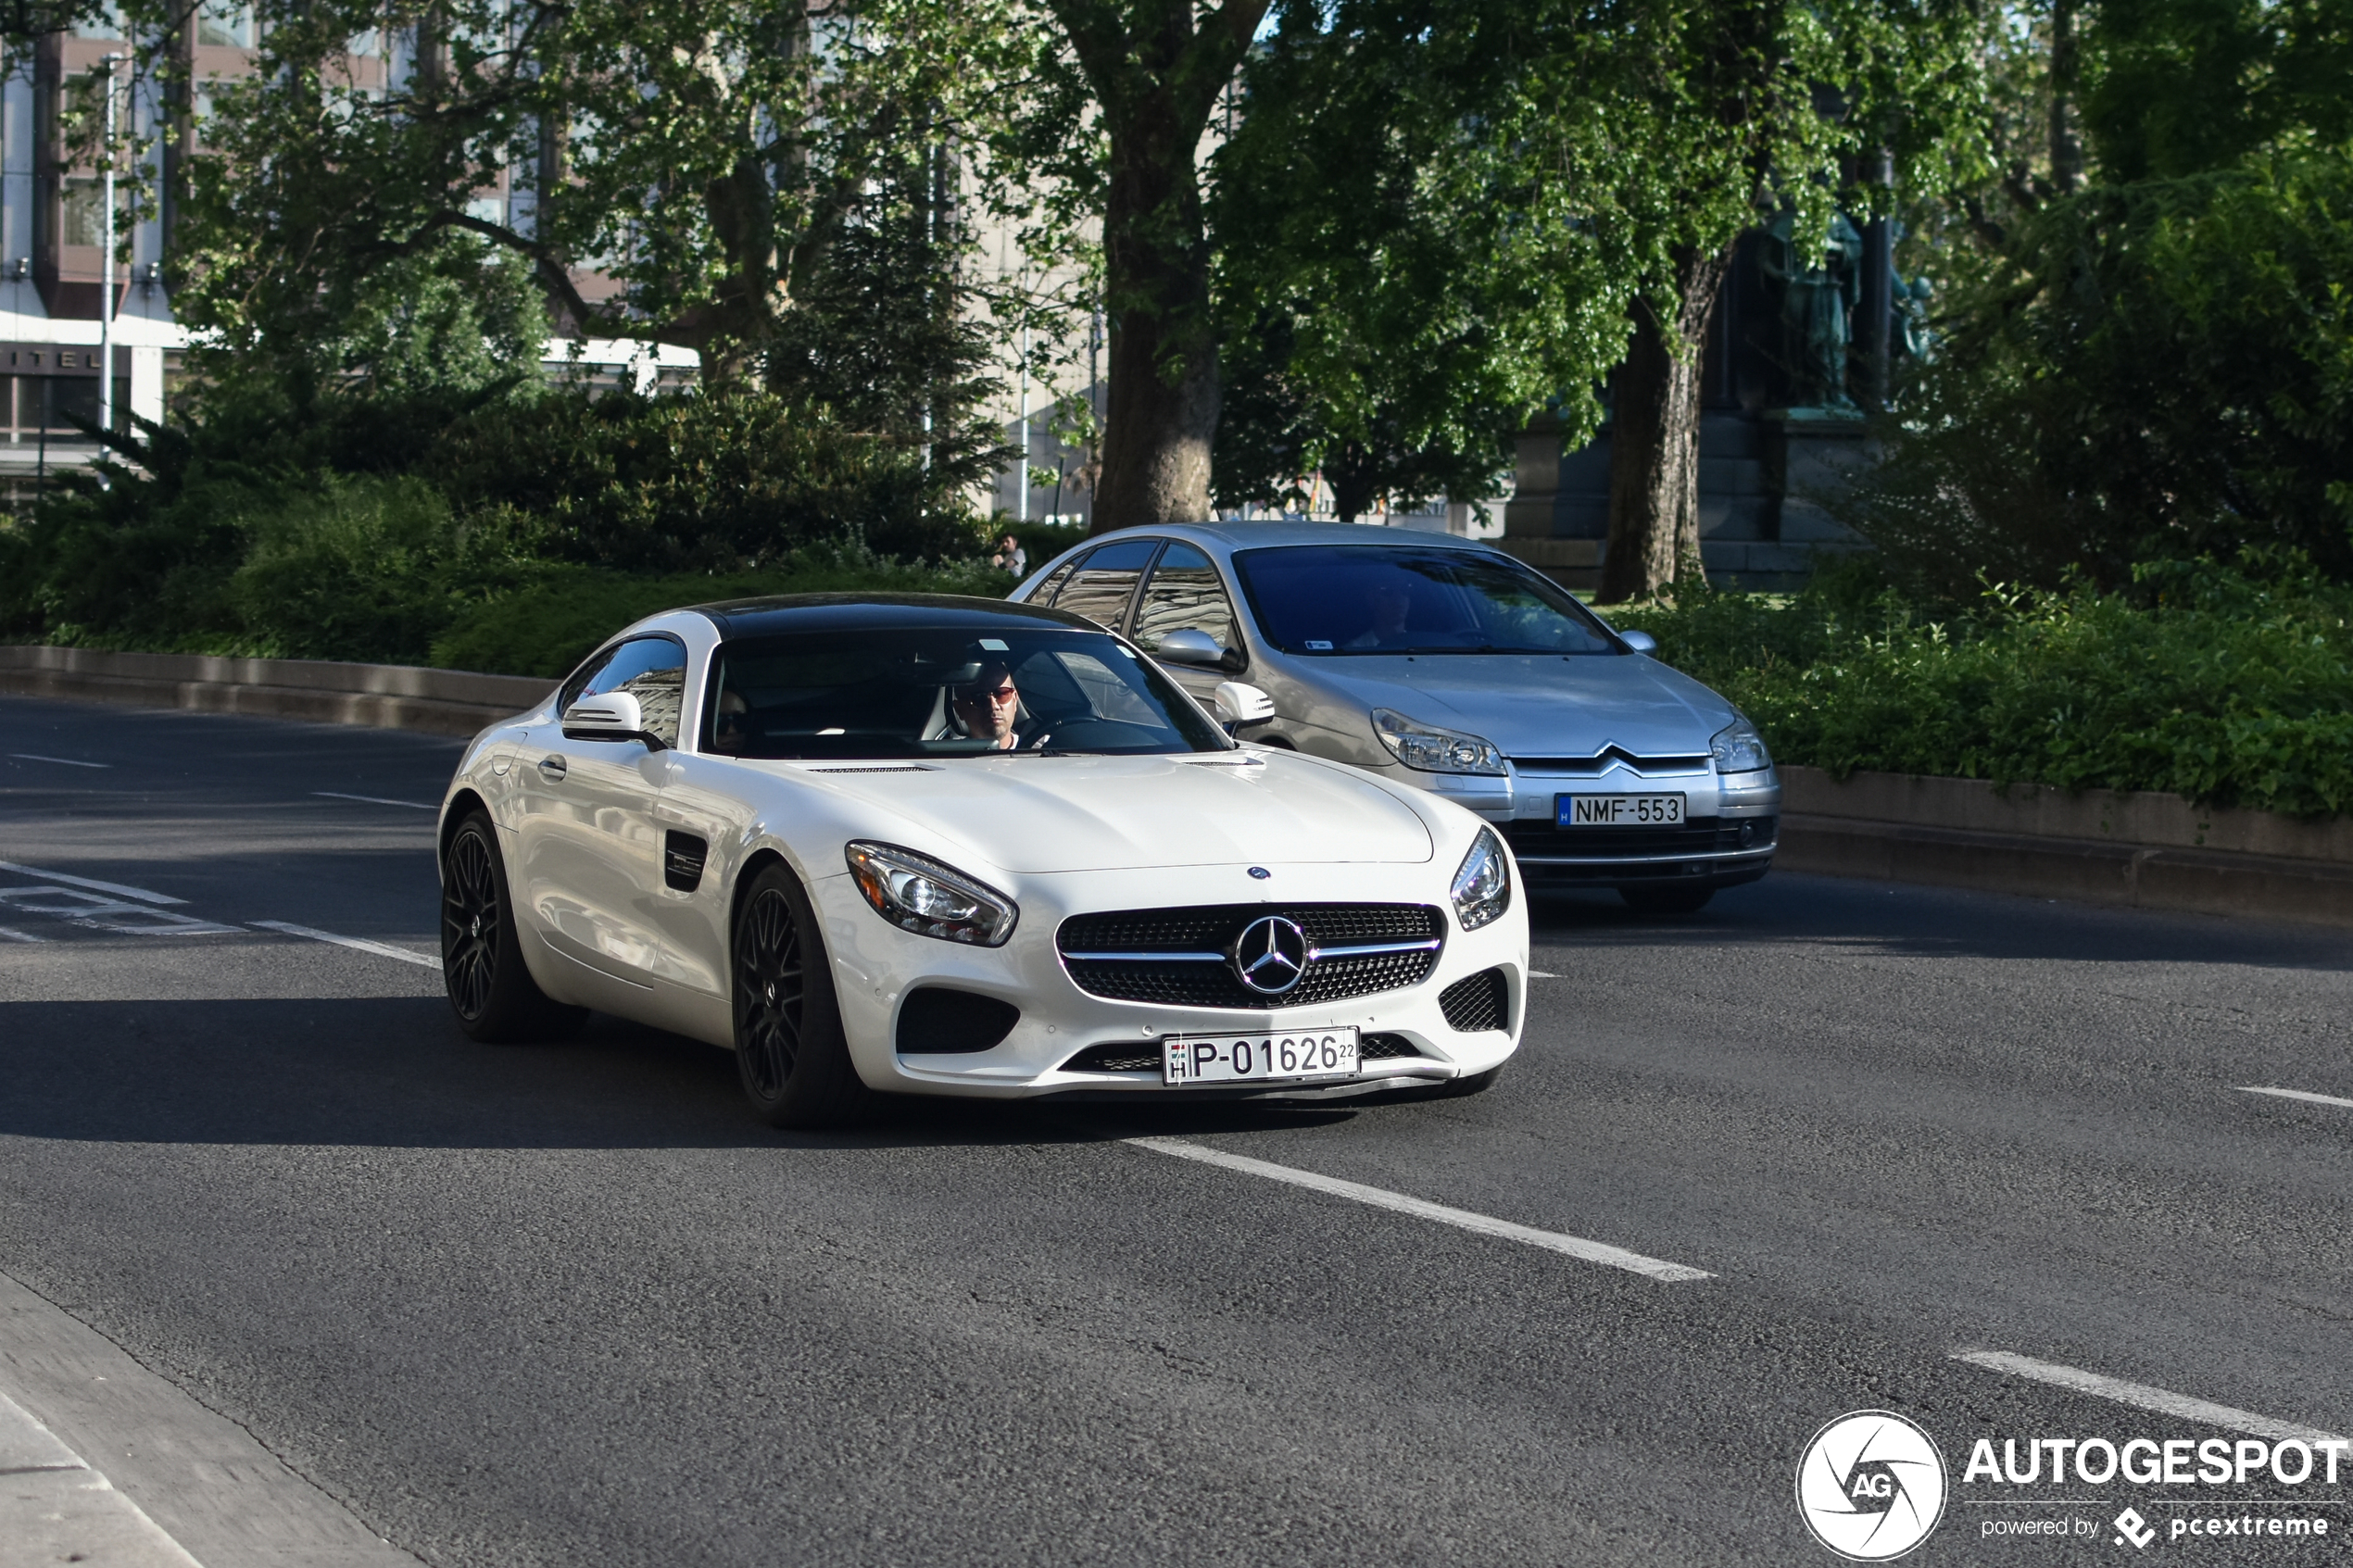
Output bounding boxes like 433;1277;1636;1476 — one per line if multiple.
1231;915;1309;996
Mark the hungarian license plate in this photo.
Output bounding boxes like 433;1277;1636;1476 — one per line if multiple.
1558;792;1686;827
1164;1028;1360;1085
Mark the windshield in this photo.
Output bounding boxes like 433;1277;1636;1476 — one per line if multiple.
1230;545;1622;656
703;626;1231;759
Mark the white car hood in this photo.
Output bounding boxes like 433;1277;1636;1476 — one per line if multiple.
772;749;1434;874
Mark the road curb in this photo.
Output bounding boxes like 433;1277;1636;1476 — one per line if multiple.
1779;767;2353;927
0;645;548;739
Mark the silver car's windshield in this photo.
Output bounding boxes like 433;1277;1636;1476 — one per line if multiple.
1230;545;1621;656
704;626;1232;759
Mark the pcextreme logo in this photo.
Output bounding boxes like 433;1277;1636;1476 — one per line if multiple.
1797;1411;1951;1561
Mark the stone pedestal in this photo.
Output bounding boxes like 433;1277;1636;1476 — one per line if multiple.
1768;409;1873;548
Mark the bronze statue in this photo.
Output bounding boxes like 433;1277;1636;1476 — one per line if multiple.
1760;211;1864;411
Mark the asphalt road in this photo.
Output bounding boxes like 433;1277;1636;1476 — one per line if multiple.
3;692;2349;1567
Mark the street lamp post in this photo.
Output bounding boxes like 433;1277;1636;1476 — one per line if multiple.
97;52;123;442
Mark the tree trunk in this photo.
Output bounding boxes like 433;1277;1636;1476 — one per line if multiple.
2048;0;2084;195
1597;244;1733;604
1090;98;1218;533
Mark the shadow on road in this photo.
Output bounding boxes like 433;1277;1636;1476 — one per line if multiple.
1529;871;2353;972
0;997;1368;1152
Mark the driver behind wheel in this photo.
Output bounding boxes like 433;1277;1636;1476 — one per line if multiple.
948;659;1041;751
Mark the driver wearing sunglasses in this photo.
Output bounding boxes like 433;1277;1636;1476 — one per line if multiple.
949;659;1028;751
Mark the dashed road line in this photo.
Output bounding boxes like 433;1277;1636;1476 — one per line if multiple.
1529;970;1560;979
2237;1085;2353;1112
8;752;109;769
249;920;440;970
313;791;436;810
0;861;184;906
1953;1349;2345;1443
1126;1136;1712;1283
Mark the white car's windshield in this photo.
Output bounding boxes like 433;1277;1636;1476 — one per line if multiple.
1231;545;1621;656
705;626;1231;759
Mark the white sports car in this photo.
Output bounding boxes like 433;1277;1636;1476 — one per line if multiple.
435;594;1528;1125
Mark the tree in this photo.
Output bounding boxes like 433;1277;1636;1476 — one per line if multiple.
1209;2;1640;522
1013;0;1271;533
1588;0;1989;603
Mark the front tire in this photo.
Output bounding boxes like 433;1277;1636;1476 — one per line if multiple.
732;862;872;1128
441;810;587;1042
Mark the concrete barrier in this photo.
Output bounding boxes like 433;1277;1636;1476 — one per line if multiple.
1778;765;2353;927
0;646;551;739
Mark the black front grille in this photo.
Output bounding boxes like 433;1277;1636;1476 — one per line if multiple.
1057;903;1443;1010
1439;968;1511;1034
1503;815;1777;860
1061;1043;1161;1074
895;988;1020;1054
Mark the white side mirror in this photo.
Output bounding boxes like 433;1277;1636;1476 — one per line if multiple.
1213;681;1277;729
563;690;657;746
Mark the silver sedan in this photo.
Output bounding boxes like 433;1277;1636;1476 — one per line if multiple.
1009;521;1779;913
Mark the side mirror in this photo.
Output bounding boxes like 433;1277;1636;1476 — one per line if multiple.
562;691;662;747
1156;627;1230;668
1618;630;1658;656
1213;681;1277;733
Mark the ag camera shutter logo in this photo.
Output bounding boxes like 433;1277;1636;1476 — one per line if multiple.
1796;1411;1948;1561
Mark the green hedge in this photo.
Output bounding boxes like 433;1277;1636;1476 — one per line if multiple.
1611;555;2353;818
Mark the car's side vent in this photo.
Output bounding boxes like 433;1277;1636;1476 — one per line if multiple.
895;987;1021;1055
1359;1033;1428;1060
1060;1043;1161;1074
1438;968;1510;1034
663;832;709;893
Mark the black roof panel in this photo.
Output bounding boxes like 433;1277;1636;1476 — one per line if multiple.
695;593;1100;640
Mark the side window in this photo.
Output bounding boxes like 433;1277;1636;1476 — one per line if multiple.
1048;538;1160;631
566;635;686;747
1131;542;1239;657
1029;556;1083;606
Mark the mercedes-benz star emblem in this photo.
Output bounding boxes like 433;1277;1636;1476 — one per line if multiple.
1231;915;1310;996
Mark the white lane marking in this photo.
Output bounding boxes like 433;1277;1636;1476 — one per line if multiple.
313;791;436;810
0;886;234;935
1529;970;1560;979
249;920;440;970
0;924;44;942
2237;1085;2353;1111
9;752;109;769
0;860;184;906
1127;1136;1712;1283
1953;1350;2346;1443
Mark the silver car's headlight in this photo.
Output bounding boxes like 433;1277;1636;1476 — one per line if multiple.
1372;709;1505;775
1710;717;1771;773
1450;827;1512;931
844;842;1018;946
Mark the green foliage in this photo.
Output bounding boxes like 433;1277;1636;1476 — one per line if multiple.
2084;0;2353;182
429;550;1011;678
425;390;988;571
1841;144;2353;596
1612;554;2353;817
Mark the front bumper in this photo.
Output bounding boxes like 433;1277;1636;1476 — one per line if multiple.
1382;763;1780;886
813;860;1529;1099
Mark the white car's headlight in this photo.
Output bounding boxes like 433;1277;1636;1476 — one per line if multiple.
1450;827;1512;931
1372;709;1505;775
844;842;1018;947
1710;717;1771;773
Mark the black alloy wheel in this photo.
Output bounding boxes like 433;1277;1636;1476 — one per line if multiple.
730;861;871;1128
439;810;586;1042
734;884;805;1101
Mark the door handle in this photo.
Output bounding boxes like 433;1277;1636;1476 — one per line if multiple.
537;754;569;782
